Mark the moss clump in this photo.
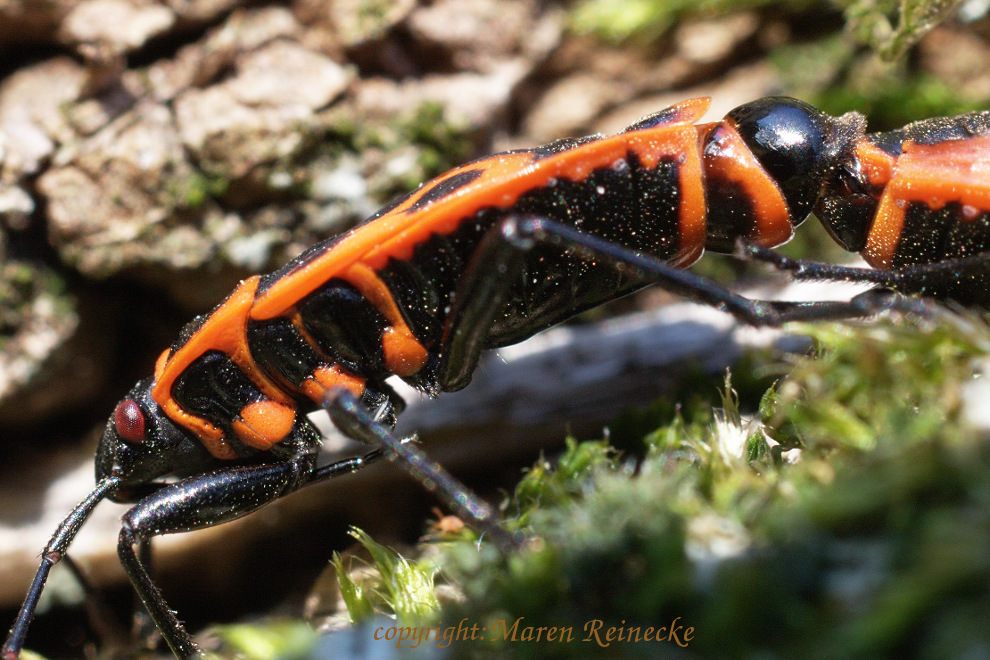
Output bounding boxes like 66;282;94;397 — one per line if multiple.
327;313;990;659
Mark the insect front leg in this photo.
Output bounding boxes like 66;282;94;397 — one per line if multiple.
323;389;521;549
2;478;120;660
117;436;385;657
117;457;318;657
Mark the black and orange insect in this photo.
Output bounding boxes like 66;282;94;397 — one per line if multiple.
4;96;990;658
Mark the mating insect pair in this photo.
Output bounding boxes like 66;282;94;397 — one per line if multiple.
4;95;990;658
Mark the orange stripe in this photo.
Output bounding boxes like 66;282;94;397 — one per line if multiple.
892;136;990;211
344;263;429;376
673;128;707;266
251;122;713;321
232;400;296;450
667;97;711;123
862;191;903;269
864;135;990;268
853;140;899;268
650;97;712;126
702;123;793;247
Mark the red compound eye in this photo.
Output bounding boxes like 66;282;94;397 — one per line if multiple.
113;400;146;444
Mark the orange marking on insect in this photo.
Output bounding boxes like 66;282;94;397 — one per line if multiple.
894;136;990;211
657;97;712;125
381;327;429;376
864;135;990;268
673;130;706;266
301;365;367;403
855;141;897;189
344;262;429;376
232;400;296;450
702;122;794;247
250;106;717;321
862;193;904;269
151;277;297;459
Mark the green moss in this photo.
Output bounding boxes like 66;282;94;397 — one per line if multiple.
333;527;441;626
321;101;475;204
838;0;962;61
765;320;983;453
207;620;316;660
11;651;46;660
318;312;990;658
385;102;476;196
770;8;988;130
174;172;230;209
812;74;987;132
569;0;688;43
336;0;409;43
0;261;73;348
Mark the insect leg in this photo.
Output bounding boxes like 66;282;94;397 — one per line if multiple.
738;243;903;286
324;389;521;550
117;441;384;658
511;217;920;324
740;242;988;306
312;446;384;480
118;461;313;657
439;217;531;391
2;476;120;660
132;538;159;651
438;214;906;388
